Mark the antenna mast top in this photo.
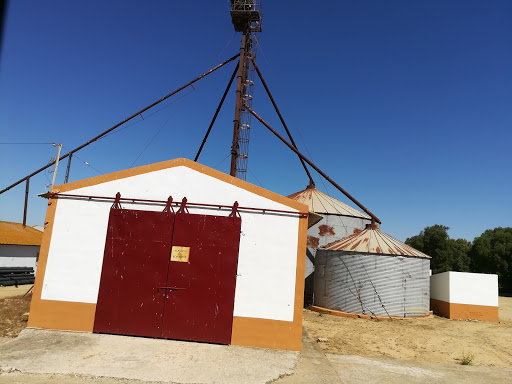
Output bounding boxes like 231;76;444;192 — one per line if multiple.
230;0;262;33
228;1;262;180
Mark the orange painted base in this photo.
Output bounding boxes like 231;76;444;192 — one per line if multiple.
231;316;302;351
27;301;302;351
430;298;499;323
28;299;96;332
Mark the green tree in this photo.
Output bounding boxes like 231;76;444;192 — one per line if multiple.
470;227;512;293
405;225;470;274
438;238;471;273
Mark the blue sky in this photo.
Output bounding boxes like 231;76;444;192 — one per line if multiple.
1;1;511;242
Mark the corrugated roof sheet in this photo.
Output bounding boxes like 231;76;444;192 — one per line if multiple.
0;221;43;246
287;186;371;219
321;227;430;258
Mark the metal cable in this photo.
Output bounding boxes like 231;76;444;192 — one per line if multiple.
214;153;231;168
61;146;103;175
216;32;237;59
101;89;194;140
43;160;53;186
0;142;54;145
356;245;393;319
247;167;264;188
335;254;379;318
129;109;181;168
337;255;369;315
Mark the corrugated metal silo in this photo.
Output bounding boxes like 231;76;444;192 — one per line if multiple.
287;185;372;306
287;185;372;257
314;226;431;317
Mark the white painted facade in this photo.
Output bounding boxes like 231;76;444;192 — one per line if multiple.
0;244;39;271
430;271;498;307
41;166;301;322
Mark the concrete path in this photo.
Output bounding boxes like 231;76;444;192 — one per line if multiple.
325;354;512;383
0;328;299;384
275;331;342;383
1;327;511;383
275;329;512;383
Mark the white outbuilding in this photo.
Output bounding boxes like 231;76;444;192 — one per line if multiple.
29;158;309;351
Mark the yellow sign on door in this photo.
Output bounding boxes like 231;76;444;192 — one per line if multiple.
171;246;190;262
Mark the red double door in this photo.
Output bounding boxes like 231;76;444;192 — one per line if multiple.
93;208;241;345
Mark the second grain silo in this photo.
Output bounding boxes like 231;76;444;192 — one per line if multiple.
288;185;372;251
313;225;431;318
287;185;372;305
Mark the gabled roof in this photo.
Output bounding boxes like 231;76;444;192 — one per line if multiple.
0;221;43;246
321;227;430;258
287;186;371;219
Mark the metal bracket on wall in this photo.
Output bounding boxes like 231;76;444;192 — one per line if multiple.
163;196;174;214
177;197;189;214
229;201;241;218
111;192;123;210
41;192;309;218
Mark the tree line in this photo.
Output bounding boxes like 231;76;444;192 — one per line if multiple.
405;225;512;293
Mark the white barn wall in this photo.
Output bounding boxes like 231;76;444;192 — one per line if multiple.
430;271;499;307
41;166;300;322
430;272;450;303
450;272;498;307
0;244;39;271
430;271;499;322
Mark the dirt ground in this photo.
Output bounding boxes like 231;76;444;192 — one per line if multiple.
303;296;512;368
0;289;31;338
0;285;33;300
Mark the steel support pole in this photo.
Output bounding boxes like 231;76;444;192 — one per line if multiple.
0;54;240;196
250;57;315;187
230;33;248;176
195;63;239;162
23;178;29;227
245;105;381;224
64;153;73;184
50;144;62;190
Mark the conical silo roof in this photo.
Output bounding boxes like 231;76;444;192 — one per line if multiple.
287;186;371;219
321;227;430;258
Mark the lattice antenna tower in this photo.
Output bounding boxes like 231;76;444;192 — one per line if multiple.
229;0;262;179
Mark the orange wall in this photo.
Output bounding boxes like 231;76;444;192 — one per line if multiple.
430;298;499;323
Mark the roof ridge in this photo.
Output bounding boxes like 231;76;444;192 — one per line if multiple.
287;187;371;219
321;228;430;258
